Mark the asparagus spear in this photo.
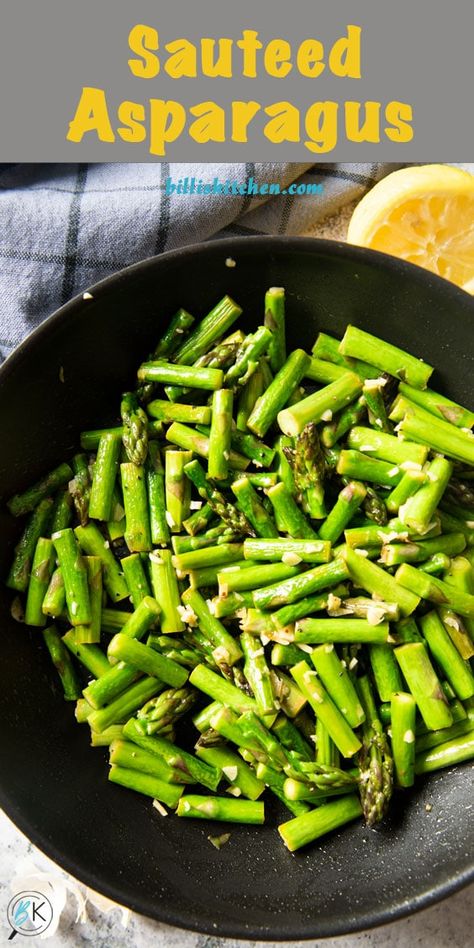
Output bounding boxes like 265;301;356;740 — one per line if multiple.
146;442;170;547
394;643;453;730
75;523;129;602
295;618;391;645
362;378;392;433
107;633;188;687
165;450;193;533
231;477;279;539
398;381;474;429
278;795;363;851
278;372;363;437
291;423;326;519
138;361;224;391
89;677;163;733
253;559;350;611
395;563;474;618
50;487;74;532
24;538;55;627
394;399;474;466
184;459;254;536
149;550;184;633
399;457;453;535
189;664;263;717
119;392;149;466
121;553;151;607
219;561;301;595
265;483;318;539
319;482;366;544
42;625;82;701
304;358;347;385
236;368;264;430
342;547;420;617
247;349;311;438
369;644;403;702
311;643;365;727
108;766;183;808
356;675;393;825
415;730;474;774
196;745;265;800
147;400;212;425
165;422;248;471
137;687;196;735
419;611;474;701
337;450;403;489
62;628;111;679
173;543;243;573
8;463;73;517
225;327;272;386
121;462;152;552
42;567;66;618
75;555;102;644
241;631;275;715
123;718;220;789
83;660;141;709
390;692;417;787
242;538;331;563
316;718;340;767
7;498;53;592
338;325;433;389
68;455;91;527
181;588;243;666
264;286;286;372
208;389;234;479
52;528;91;626
291;661;362;758
177;795;264;824
386;468;427;516
172;295;242;365
347;427;427;467
109;739;188;784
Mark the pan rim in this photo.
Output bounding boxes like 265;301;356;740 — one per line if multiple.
0;234;473;940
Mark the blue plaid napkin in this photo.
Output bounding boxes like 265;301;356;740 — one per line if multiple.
0;162;401;362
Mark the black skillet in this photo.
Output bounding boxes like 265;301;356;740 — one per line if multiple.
0;237;473;941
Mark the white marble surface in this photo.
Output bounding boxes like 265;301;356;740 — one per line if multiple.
1;206;473;946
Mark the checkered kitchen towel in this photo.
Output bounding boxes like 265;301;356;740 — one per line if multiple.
0;162;402;362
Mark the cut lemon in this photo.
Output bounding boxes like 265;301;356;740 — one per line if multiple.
347;165;474;293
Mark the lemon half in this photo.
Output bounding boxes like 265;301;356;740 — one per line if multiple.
347;164;474;293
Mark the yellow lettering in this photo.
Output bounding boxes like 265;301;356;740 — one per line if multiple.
345;101;380;143
304;101;338;154
128;24;159;79
385;101;414;142
189;101;226;143
236;30;263;78
231;101;261;141
264;39;292;78
297;39;325;78
264;101;300;143
66;88;115;143
117;101;146;143
149;99;186;156
201;38;233;77
329;25;361;78
164;39;197;78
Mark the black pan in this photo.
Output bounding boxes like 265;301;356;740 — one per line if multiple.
0;237;473;941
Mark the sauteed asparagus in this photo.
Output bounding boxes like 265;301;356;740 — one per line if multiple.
6;288;474;852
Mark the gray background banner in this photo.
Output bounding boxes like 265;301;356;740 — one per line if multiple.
0;0;472;161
